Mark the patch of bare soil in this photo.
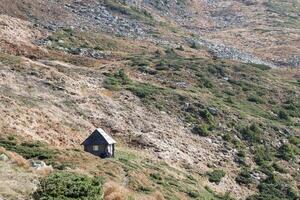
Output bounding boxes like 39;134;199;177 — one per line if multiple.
0;14;47;58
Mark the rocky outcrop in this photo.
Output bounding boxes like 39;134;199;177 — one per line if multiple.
189;38;275;67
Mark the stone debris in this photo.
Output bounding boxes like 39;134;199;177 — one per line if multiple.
29;160;52;170
189;39;275;67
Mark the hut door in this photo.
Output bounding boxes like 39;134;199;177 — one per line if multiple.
107;145;112;156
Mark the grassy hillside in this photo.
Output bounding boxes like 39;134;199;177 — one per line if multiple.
0;1;299;200
0;29;299;199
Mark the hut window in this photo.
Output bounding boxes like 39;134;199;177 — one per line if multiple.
93;145;99;151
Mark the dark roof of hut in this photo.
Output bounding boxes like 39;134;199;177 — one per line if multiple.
81;128;116;145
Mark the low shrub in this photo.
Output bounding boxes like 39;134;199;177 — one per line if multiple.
278;110;289;120
104;69;131;91
277;144;295;161
254;145;274;166
137;186;152;193
250;63;271;71
150;173;162;181
208;169;226;184
0;138;56;160
247;95;265;104
247;174;298;200
33;172;104;200
104;0;153;21
237;150;246;158
197;77;214;88
239;124;262;143
187;190;199;198
127;83;160;98
289;136;300;145
236;168;252;185
192;124;209;136
235;150;247;166
199;109;215;125
272;162;287;173
222;134;232;142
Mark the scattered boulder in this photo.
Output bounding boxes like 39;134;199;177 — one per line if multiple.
0;153;9;162
208;107;218;116
30;160;48;169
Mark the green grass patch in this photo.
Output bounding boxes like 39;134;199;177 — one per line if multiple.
250;63;271;71
254;145;274;166
208;169;226;184
239;124;263;144
247;173;299;200
235;168;252;185
191;124;210;137
247;95;265;104
0;137;56;160
47;29;118;51
126;83;161;98
0;53;21;67
276;144;296;161
33;172;104;200
104;0;154;23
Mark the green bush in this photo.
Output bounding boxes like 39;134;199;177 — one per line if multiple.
104;0;153;21
289;136;300;145
104;69;131;91
208;169;226;184
191;124;209;136
247;174;298;200
277;144;295;161
235;150;247;166
199;109;215;125
198;77;214;88
236;168;252;185
239;124;262;143
187;190;199;198
0;138;56;160
250;63;271;71
247;95;265;104
278;110;289;120
127;83;160;98
237;150;246;158
222;134;232;142
103;76;121;91
130;55;152;67
254;145;274;166
150;173;162;181
33;172;104;200
272;162;287;173
155;61;169;70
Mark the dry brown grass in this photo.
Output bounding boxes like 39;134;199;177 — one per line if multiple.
104;181;129;200
137;191;165;200
0;147;29;168
152;191;165;200
35;166;53;176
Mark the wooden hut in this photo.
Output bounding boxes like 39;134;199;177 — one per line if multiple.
81;128;116;158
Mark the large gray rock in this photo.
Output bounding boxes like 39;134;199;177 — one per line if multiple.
30;160;47;169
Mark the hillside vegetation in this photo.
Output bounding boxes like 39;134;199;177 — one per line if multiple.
0;0;299;200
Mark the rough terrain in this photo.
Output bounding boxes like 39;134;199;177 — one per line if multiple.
0;1;299;200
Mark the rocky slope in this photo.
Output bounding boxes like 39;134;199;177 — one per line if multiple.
0;0;299;67
0;1;299;200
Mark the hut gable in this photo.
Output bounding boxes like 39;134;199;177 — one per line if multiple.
81;128;116;146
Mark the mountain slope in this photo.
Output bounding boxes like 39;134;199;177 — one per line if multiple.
0;1;299;200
